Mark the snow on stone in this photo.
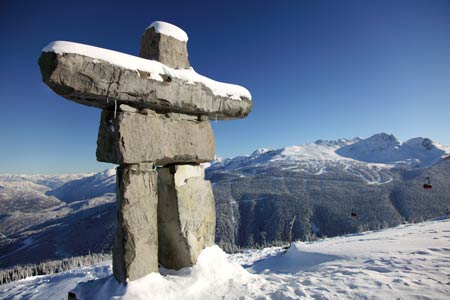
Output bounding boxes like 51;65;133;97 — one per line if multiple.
147;21;188;42
43;41;251;101
2;218;449;299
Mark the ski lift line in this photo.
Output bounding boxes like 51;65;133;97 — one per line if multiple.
288;215;296;246
282;215;296;251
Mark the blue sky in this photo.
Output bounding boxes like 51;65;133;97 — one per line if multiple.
1;0;450;173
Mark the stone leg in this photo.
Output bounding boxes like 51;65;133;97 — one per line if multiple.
113;163;158;283
157;165;216;269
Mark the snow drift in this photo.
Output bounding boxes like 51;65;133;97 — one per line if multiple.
2;218;449;299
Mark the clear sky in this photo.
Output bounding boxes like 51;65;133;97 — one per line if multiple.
1;0;450;173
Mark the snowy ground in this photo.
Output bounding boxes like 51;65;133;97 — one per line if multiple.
1;218;449;300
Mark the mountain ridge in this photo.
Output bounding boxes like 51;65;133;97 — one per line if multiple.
213;133;450;172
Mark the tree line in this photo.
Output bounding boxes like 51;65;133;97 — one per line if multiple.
0;252;111;285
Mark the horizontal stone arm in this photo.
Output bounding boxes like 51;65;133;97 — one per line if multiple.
38;51;252;120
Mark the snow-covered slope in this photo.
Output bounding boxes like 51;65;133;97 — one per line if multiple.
0;180;62;213
212;137;360;171
46;169;116;203
2;218;449;300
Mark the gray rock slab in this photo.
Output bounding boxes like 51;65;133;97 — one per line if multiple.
38;51;252;120
157;165;216;269
140;27;190;69
113;164;158;283
96;110;215;165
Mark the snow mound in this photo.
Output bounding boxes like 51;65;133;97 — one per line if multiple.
147;21;188;42
234;218;450;299
71;246;256;300
43;41;251;101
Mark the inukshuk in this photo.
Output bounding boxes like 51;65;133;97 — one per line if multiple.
38;21;252;283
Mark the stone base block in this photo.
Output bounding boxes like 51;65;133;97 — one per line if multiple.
97;110;215;165
113;164;158;283
157;165;216;269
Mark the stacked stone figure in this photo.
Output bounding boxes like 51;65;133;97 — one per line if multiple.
38;21;252;284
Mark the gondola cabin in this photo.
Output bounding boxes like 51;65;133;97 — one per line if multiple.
423;177;432;190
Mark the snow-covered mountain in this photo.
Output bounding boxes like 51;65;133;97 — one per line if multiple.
337;133;450;167
1;218;449;300
210;133;450;184
209;133;450;249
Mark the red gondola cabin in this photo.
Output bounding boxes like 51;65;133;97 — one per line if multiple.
423;177;432;189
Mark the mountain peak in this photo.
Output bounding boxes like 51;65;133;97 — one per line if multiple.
314;137;362;147
250;148;273;157
364;133;400;147
403;137;433;150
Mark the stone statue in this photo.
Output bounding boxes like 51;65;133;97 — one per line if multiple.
38;21;252;284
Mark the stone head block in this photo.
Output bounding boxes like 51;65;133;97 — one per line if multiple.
140;22;190;69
